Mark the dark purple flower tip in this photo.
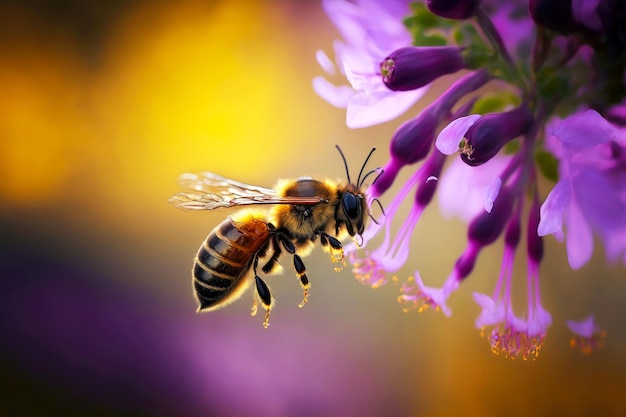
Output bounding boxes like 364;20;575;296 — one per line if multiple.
468;187;514;247
461;105;534;167
427;0;480;20
529;0;581;34
389;107;439;165
371;159;402;196
381;46;466;92
455;242;480;279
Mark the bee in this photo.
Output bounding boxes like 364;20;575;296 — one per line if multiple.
169;145;380;328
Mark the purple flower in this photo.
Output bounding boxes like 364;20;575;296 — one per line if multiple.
313;0;425;128
436;105;534;166
473;197;552;360
314;0;625;360
538;110;626;268
566;315;606;354
380;46;466;91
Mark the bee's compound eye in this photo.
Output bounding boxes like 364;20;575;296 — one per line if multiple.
342;193;361;220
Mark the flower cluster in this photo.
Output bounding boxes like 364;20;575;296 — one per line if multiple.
315;0;626;359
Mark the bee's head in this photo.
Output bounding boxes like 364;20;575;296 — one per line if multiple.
338;186;368;238
335;145;381;242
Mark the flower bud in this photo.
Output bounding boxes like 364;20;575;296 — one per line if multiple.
529;0;580;34
381;46;465;91
427;0;479;20
390;107;439;165
468;187;514;247
461;105;534;166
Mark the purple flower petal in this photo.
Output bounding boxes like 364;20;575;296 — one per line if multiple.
538;180;570;236
566;315;599;338
473;292;505;328
438;155;512;222
552;110;625;150
346;85;425;128
483;177;502;213
526;303;552;337
312;76;355;108
435;114;481;155
564;193;594;269
315;49;336;75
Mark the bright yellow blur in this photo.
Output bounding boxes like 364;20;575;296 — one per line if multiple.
0;0;325;211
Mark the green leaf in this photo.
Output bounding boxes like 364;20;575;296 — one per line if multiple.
404;2;455;46
535;150;559;182
419;33;448;46
503;140;520;154
472;93;519;114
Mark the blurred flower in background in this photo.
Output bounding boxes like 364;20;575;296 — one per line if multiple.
1;0;626;416
316;0;626;361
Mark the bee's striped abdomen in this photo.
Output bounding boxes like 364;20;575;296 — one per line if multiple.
193;215;270;311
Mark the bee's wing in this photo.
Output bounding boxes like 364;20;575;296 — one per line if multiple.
169;172;325;211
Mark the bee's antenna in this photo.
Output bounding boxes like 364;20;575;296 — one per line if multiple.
356;147;377;188
371;168;384;186
335;144;351;184
368;198;385;225
359;167;382;188
372;198;385;216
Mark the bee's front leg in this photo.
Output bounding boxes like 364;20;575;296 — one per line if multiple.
320;232;345;271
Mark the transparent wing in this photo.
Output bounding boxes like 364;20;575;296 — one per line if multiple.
169;172;325;211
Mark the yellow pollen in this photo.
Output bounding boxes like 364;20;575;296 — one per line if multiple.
329;246;345;271
569;330;606;355
485;328;546;361
397;278;441;314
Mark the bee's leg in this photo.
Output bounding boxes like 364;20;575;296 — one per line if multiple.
320;232;345;271
261;235;282;275
293;254;309;308
274;233;310;308
251;255;273;329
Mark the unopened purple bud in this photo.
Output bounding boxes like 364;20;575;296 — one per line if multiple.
427;0;479;20
390;107;439;165
461;105;534;167
468;188;514;246
415;152;446;207
529;0;580;34
371;159;402;196
381;46;465;92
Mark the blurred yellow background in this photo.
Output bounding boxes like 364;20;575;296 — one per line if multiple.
1;1;625;416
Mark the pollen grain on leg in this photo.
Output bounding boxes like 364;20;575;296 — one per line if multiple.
329;246;345;271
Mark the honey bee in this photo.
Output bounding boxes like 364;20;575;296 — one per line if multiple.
169;145;380;328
